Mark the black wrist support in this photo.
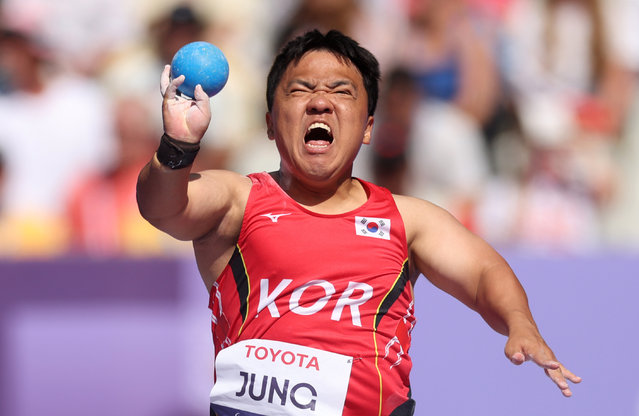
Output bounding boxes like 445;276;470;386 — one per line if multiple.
156;133;200;169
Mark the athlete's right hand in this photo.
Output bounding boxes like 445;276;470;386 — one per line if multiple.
160;64;211;144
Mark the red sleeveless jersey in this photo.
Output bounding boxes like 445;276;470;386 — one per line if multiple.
209;172;416;416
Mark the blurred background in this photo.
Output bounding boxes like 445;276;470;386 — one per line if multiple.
0;0;637;414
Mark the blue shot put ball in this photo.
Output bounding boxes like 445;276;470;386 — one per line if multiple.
170;41;229;98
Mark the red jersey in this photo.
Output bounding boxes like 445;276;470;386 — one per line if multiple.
209;172;416;416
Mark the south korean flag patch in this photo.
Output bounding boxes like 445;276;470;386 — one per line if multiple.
355;216;391;240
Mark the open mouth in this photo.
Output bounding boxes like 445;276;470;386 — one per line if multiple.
304;122;333;147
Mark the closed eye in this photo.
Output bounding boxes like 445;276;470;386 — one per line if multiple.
328;80;356;96
287;79;314;94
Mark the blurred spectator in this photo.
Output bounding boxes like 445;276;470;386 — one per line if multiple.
66;96;187;257
604;90;639;247
0;0;636;256
0;150;5;199
467;0;515;20
475;0;637;250
150;4;208;67
100;2;264;174
0;0;141;75
275;0;362;46
390;0;498;228
599;0;639;246
406;99;492;231
369;67;420;195
398;0;501;127
273;0;407;73
504;0;634;143
0;149;6;248
0;25;114;256
0;148;12;254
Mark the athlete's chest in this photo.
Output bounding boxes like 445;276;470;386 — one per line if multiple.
239;207;405;279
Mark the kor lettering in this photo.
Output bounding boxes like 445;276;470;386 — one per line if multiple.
257;279;373;326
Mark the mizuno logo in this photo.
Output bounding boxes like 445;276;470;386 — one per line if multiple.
260;213;292;223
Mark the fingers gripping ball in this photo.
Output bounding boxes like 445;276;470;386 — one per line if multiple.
170;41;229;98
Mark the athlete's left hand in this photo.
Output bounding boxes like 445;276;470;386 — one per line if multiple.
505;324;582;397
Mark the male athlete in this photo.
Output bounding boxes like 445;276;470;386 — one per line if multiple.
137;30;580;416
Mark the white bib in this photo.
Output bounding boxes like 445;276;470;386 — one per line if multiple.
210;339;353;416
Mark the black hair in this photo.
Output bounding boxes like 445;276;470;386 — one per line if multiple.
266;29;381;116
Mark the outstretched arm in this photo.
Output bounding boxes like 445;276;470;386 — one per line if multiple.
136;65;250;241
395;195;581;396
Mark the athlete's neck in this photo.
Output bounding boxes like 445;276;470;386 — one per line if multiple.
271;170;368;215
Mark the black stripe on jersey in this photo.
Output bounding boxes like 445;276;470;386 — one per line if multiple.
229;245;250;327
374;261;410;330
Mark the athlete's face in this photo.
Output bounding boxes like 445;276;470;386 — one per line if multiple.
266;50;374;185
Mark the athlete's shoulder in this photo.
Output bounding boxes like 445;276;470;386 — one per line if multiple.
197;168;253;189
393;193;472;254
392;193;444;215
393;193;458;233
